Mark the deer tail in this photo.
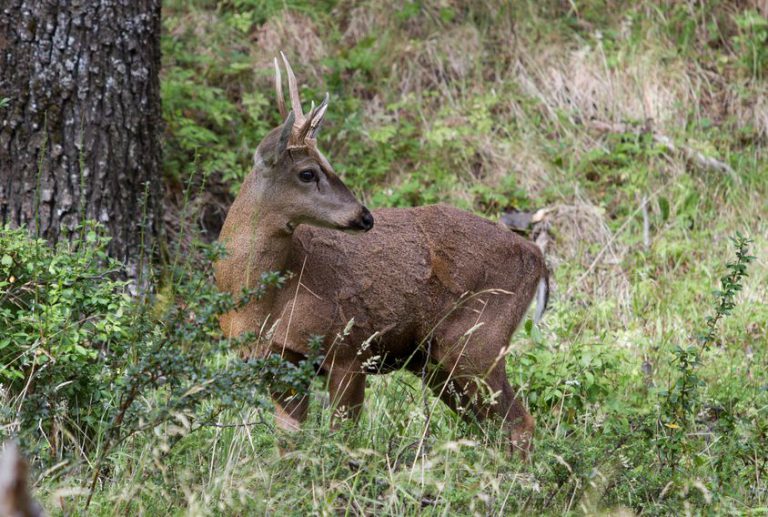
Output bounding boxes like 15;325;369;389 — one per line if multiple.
533;268;550;325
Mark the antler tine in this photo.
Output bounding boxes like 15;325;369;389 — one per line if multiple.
297;94;330;142
280;51;303;122
273;57;286;119
309;92;330;139
296;102;316;142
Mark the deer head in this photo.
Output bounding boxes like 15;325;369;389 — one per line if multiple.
248;52;373;235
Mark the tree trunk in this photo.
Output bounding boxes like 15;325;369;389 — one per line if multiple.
0;0;162;273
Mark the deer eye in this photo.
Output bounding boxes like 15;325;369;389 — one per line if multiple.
298;170;316;183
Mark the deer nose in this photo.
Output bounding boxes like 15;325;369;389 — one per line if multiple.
360;206;374;231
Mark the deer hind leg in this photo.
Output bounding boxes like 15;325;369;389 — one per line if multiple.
415;361;469;416
423;362;533;460
429;319;534;459
484;364;535;460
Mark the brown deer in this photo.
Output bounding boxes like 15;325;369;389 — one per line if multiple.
215;53;549;458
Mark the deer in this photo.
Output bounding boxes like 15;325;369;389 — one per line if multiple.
215;53;549;459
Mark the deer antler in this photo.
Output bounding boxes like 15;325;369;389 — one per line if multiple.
273;57;286;119
280;51;304;125
273;52;329;147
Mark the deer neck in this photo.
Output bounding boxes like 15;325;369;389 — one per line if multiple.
245;220;293;283
218;176;294;300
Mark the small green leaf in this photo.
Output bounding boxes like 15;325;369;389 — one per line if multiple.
658;196;670;222
524;318;534;335
1;254;12;267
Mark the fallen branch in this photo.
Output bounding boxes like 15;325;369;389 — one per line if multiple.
587;120;738;181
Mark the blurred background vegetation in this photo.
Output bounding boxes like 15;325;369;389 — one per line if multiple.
1;0;767;514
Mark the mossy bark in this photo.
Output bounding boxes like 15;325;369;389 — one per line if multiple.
0;0;162;272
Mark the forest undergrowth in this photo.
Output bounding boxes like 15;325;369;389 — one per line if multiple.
1;1;767;515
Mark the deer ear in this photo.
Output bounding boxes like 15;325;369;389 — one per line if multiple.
274;111;295;162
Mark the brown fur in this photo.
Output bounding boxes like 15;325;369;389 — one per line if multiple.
215;56;546;458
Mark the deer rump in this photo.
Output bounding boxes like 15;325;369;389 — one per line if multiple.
265;204;547;377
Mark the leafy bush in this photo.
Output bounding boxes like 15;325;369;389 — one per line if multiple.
0;224;132;452
510;332;628;424
81;241;322;507
0;224;321;489
654;233;758;466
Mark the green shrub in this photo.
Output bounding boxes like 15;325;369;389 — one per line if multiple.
0;224;321;487
0;224;132;452
510;331;629;425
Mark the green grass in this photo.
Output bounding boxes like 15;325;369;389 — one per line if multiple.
3;0;768;515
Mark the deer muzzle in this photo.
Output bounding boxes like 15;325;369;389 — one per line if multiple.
348;206;374;232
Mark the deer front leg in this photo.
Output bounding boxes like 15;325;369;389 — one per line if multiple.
266;344;311;433
271;389;309;456
272;389;309;433
327;366;366;427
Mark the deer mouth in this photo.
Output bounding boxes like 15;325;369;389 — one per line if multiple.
343;217;373;233
344;207;374;232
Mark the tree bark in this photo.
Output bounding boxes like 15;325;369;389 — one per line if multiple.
0;0;162;273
